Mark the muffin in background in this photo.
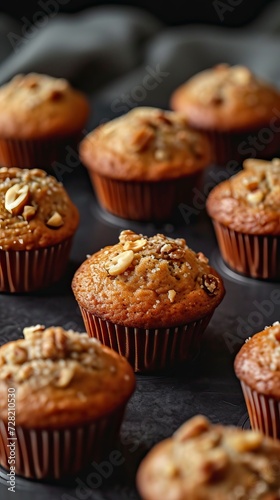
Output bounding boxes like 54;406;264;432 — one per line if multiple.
137;415;280;500
234;321;280;440
170;64;280;165
0;325;135;479
206;158;280;280
0;167;79;292
79;106;212;221
72;230;225;372
0;73;89;168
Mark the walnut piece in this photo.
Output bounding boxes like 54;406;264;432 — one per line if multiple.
202;274;218;295
168;290;176;302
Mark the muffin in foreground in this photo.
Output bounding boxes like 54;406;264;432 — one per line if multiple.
0;73;89;168
0;167;79;292
170;64;280;165
206;158;280;279
137;415;280;500
136;415;280;500
79;106;212;221
72;230;225;372
0;325;135;479
234;321;280;440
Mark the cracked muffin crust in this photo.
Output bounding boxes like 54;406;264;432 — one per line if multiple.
0;325;135;428
234;322;280;398
206;158;280;279
206;158;280;235
170;64;280;165
0;167;79;251
137;415;280;500
80;107;212;181
0;73;89;168
79;106;212;221
0;73;89;139
170;64;280;132
72;230;225;329
234;322;280;440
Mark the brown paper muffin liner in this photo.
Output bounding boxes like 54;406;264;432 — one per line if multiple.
0;238;73;293
0;135;81;170
212;220;280;279
0;406;125;479
240;381;280;440
88;171;202;221
79;306;213;372
200;128;280;167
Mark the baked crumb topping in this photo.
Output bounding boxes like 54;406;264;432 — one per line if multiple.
0;325;110;388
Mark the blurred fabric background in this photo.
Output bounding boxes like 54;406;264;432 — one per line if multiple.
1;0;280;130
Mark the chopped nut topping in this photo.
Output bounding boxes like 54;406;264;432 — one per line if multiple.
196;252;209;264
243;177;259;191
129;127;155;152
202;274;218;295
168;290;176;302
230;65;252;85
154;149;169;161
22;205;36;221
55;366;75;387
123;238;147;251
226;431;263;453
175;415;210;441
46;211;64;228
5;183;29;215
106;250;134;276
247;190;264;205
0;326;110;388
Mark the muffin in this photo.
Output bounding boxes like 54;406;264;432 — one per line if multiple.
72;230;225;372
234;321;280;440
0;73;89;169
0;167;79;292
137;415;280;500
79;106;212;221
0;325;135;479
206;158;280;279
170;64;280;165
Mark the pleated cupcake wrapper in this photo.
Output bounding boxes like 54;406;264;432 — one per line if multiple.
240;382;280;440
0;135;81;170
201;128;280;167
89;171;202;221
79;307;213;372
0;238;73;293
212;221;280;279
0;407;125;480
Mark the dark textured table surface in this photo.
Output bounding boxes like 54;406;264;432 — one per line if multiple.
0;128;279;500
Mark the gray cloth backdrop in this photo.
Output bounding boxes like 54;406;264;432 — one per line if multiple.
1;2;280;127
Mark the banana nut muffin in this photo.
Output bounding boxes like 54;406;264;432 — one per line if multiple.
72;230;225;371
80;106;212;221
137;415;280;500
0;325;135;478
0;73;89;168
170;64;280;164
0;167;79;292
206;158;280;278
234;321;280;440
